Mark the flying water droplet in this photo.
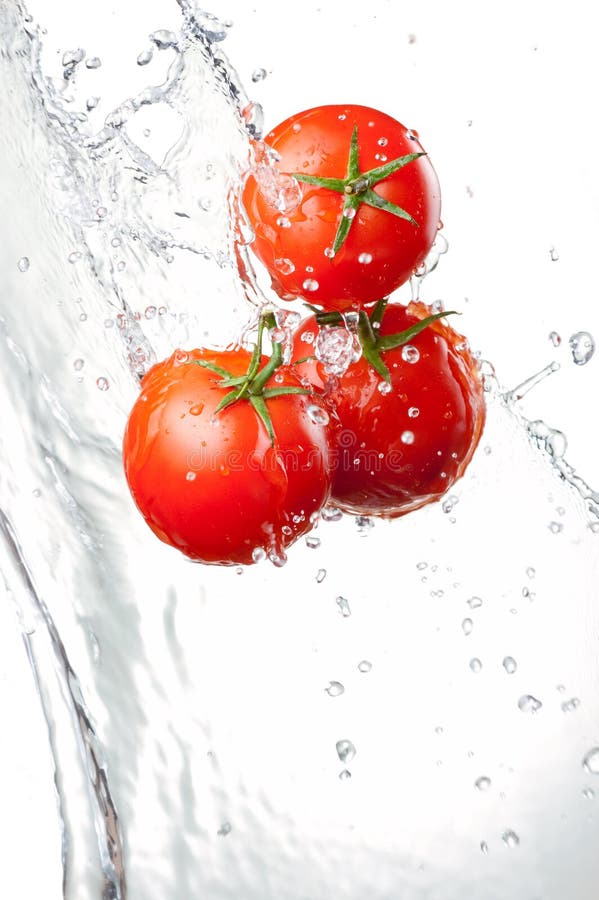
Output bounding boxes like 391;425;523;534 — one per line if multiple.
339;769;352;781
502;830;520;848
217;822;232;837
583;787;595;800
251;547;266;563
137;49;153;66
358;660;372;673
73;358;85;371
561;697;581;713
475;776;491;792
336;739;356;763
469;658;483;673
549;331;561;347
17;256;30;272
549;247;559;261
305;535;321;549
85;56;101;69
583;748;599;774
569;331;595;366
321;506;343;522
462;618;474;636
252;67;268;82
467;596;483;609
316;568;327;583
336;596;351;617
325;681;345;697
96;377;109;391
518;694;543;714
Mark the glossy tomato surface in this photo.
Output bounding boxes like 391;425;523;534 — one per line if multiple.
292;302;486;518
243;105;441;311
123;348;333;566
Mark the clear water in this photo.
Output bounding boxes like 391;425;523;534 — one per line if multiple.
2;2;599;899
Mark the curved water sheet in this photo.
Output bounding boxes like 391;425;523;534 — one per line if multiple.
2;1;599;899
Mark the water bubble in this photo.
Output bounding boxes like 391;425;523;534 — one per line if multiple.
569;331;595;366
274;257;295;275
73;358;84;371
401;430;415;445
302;278;319;293
583;748;599;774
316;568;327;583
475;776;491;792
252;67;268;82
185;471;196;482
358;252;373;264
408;406;420;418
251;547;266;563
336;739;356;763
336;596;351;617
96;377;109;391
378;381;392;395
518;694;543;714
401;344;420;364
217;822;232;837
502;830;520;849
549;246;559;261
561;697;581;713
462;618;474;636
358;660;372;673
306;405;329;426
325;681;345;697
470;658;483;674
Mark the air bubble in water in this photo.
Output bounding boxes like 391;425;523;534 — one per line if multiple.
17;256;30;272
569;331;595;366
502;830;520;848
336;739;356;763
518;694;542;714
402;344;420;364
325;681;345;697
583;748;599;774
336;596;351;617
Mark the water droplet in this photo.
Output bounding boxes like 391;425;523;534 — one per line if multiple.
525;566;536;579
480;841;489;855
343;207;356;220
62;48;85;66
561;697;581;713
355;515;374;535
321;506;342;522
185;471;196;482
274;257;295;275
86;56;102;69
336;739;356;763
374;153;387;162
583;748;599;774
96;377;109;391
475;776;491;792
358;660;372;673
502;830;520;848
316;568;327;583
276;215;291;228
416;561;428;571
470;658;483;674
315;326;358;376
569;331;595;366
302;278;319;292
73;358;84;371
252;67;267;82
339;769;352;781
325;681;345;697
17;256;30;272
217;821;232;837
462;618;474;636
338;113;347;121
401;344;420;364
150;29;178;49
378;381;392;395
401;430;415;445
548;521;563;534
467;596;483;610
68;251;82;263
137;49;153;66
336;596;351;617
518;694;543;714
549;246;559;261
408;406;420;418
583;787;595;800
378;137;388;147
548;330;561;347
305;535;321;550
251;547;266;563
357;252;373;265
307;404;330;426
292;123;302;133
86;95;100;110
442;494;459;513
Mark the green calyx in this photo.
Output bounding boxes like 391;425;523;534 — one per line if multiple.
190;312;310;444
292;125;425;255
315;299;458;383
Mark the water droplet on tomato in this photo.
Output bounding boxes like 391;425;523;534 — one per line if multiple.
569;331;595;365
325;681;345;697
300;330;315;345
274;257;295;275
307;404;329;426
374;153;387;161
336;596;351;617
336;739;356;763
377;137;388;147
291;122;301;132
324;247;335;258
305;535;321;549
302;278;319;292
185;471;196;482
276;216;291;228
358;252;373;264
408;406;419;418
252;547;266;563
406;128;419;141
518;694;542;714
378;381;392;395
401;345;420;364
401;430;415;444
189;403;203;416
503;656;518;674
343;207;356;221
338;113;346;121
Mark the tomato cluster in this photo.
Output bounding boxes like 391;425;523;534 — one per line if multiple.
123;104;486;566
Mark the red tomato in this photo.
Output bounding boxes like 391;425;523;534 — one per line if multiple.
123;348;333;566
243;105;441;312
292;302;485;518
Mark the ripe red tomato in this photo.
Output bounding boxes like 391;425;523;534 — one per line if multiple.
243;105;441;312
123;348;333;566
292;302;485;517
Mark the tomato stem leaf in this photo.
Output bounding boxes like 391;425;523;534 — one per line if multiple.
377;310;458;352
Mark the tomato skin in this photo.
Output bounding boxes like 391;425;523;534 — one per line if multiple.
123;348;333;565
292;303;486;518
243;105;441;311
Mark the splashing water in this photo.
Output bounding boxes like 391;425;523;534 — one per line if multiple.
2;3;599;900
